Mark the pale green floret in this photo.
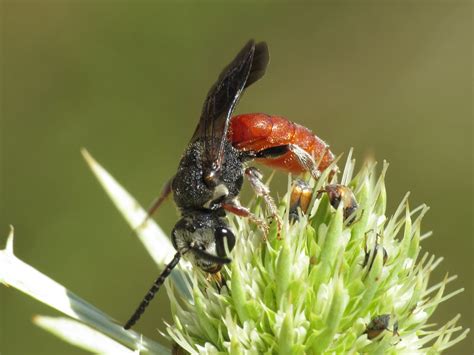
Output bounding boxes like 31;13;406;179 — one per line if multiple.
0;150;469;354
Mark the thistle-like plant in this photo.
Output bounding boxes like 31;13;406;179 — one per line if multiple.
0;149;469;354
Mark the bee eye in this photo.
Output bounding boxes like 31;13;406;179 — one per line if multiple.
215;227;236;257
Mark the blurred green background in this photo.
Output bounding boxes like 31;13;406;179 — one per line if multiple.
1;1;472;354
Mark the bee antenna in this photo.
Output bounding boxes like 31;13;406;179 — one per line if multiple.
191;247;232;264
123;252;181;330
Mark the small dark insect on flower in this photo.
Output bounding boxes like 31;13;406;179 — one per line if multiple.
289;179;313;222
363;232;388;271
365;314;398;340
316;184;359;223
123;40;337;329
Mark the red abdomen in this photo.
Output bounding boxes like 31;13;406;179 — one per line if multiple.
229;113;336;174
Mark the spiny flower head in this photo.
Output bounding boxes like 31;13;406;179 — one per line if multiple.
165;152;467;354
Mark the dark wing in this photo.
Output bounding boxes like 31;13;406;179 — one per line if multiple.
192;40;269;182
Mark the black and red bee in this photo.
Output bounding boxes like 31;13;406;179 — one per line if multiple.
124;40;336;329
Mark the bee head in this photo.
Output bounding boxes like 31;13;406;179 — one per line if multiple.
171;210;235;273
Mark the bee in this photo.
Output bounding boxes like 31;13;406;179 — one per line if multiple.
124;40;336;329
316;184;358;223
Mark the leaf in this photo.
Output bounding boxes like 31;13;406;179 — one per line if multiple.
34;316;138;355
0;227;168;354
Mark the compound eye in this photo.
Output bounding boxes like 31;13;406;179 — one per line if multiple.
215;227;236;257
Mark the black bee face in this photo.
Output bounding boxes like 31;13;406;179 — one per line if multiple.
171;211;235;273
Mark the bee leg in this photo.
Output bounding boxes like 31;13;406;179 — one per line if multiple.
287;144;322;180
245;167;282;239
221;200;270;240
134;178;173;232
